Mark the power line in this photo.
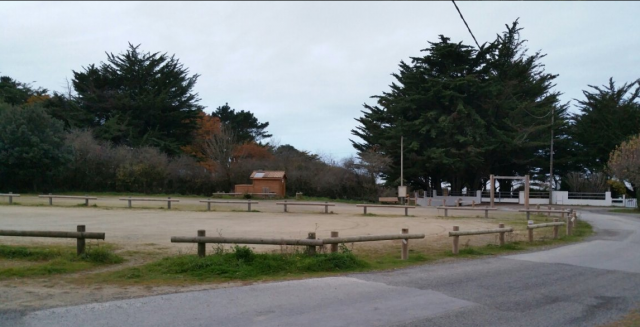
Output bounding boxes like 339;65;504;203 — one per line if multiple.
451;0;481;49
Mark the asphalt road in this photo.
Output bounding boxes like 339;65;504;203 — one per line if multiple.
5;209;640;327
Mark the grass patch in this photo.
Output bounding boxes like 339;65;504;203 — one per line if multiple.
609;208;640;214
93;245;368;284
0;244;123;279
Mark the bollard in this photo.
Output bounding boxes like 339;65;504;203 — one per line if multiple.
499;223;505;246
49;193;53;206
307;232;316;255
553;218;559;239
77;225;86;256
207;198;211;211
197;230;206;257
452;226;460;254
331;231;339;253
168;197;172;209
401;228;409;260
247;200;252;212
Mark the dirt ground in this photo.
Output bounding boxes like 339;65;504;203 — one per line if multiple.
0;196;527;311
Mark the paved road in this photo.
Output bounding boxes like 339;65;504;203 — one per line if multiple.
5;209;640;327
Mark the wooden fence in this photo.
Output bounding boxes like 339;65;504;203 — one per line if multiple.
527;218;565;242
0;192;20;204
449;224;513;254
0;225;105;255
172;229;425;259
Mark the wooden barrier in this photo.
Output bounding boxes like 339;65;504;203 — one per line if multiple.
172;229;425;259
519;208;570;220
436;206;497;218
276;201;335;214
200;199;258;212
119;197;179;209
379;197;399;204
449;224;514;254
0;225;105;255
0;192;20;204
38;194;97;206
527;218;565;242
356;204;415;216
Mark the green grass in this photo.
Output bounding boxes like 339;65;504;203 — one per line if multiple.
91;245;368;284
609;208;640;214
0;244;124;279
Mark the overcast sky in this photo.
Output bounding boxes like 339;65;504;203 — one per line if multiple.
1;2;639;161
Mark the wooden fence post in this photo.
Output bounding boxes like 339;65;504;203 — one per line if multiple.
536;204;540;210
472;200;475;208
553;218;559;239
207;199;211;211
307;232;316;255
572;212;577;229
197;230;206;257
325;202;329;214
499;223;505;246
528;225;534;243
548;206;551;217
128;197;132;208
168;197;172;209
401;228;409;260
443;199;446;207
456;199;461;207
331;231;339;253
9;192;12;204
77;225;86;256
284;200;288;213
452;226;460;254
428;198;432;206
404;207;408;216
49;193;53;206
84;195;89;206
247;200;252;212
566;215;572;236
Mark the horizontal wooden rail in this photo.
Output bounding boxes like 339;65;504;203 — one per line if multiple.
449;227;513;236
119;197;179;209
520;208;570;219
356;204;415;216
449;224;513;254
38;194;97;206
173;229;421;260
276;201;335;213
322;234;424;244
437;206;497;218
0;230;105;239
0;225;104;255
171;236;323;246
527;218;565;241
199;199;259;211
0;192;20;204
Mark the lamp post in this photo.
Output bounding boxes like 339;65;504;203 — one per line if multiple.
549;106;554;205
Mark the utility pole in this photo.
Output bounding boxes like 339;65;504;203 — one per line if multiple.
400;136;405;205
549;106;554;205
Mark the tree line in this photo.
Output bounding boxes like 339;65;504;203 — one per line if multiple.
0;44;383;200
351;20;640;202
